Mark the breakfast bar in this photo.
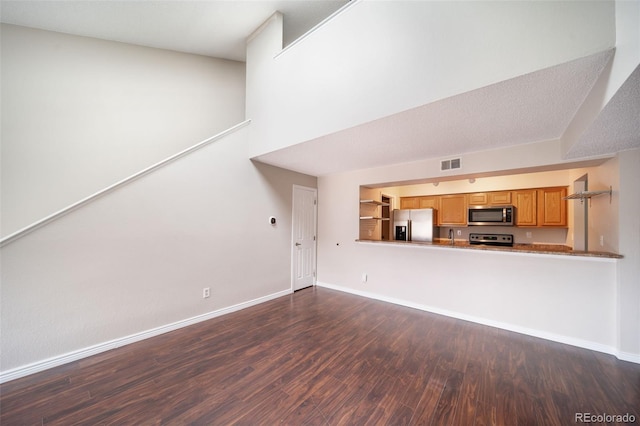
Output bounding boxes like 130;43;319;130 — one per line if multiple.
356;238;623;259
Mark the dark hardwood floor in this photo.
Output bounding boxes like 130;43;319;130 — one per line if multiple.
2;287;639;425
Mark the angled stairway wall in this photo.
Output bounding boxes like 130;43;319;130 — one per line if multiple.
1;24;246;238
0;24;317;381
0;122;316;380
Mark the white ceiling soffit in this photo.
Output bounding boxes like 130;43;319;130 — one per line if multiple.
568;63;640;159
0;0;349;61
254;50;615;176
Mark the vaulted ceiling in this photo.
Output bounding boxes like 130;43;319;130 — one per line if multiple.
0;0;349;61
254;49;622;176
2;0;638;177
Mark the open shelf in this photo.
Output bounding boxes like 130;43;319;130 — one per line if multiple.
360;199;390;206
564;186;612;205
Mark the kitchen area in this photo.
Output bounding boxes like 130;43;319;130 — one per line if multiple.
358;167;621;259
317;151;638;365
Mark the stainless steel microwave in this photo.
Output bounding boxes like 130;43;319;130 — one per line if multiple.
468;205;515;226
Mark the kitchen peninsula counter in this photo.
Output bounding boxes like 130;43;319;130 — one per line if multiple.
355;239;623;259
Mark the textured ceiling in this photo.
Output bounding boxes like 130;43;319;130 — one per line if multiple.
0;0;349;61
568;63;640;159
254;50;617;176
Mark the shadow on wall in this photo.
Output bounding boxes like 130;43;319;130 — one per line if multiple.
252;159;318;220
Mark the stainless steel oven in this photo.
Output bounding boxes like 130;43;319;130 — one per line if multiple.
468;205;515;226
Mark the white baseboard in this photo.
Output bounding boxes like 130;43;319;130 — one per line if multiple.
616;351;640;364
0;289;291;384
316;281;639;364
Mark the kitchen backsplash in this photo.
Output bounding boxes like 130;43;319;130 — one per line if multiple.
436;226;570;246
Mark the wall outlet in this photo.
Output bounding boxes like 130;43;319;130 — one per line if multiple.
362;273;367;283
600;235;604;247
203;287;210;298
526;232;532;238
456;230;462;236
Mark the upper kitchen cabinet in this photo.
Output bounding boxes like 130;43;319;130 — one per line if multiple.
537;187;567;227
418;196;439;209
398;186;567;228
468;191;512;206
468;193;488;205
513;187;568;227
439;194;467;226
489;191;512;205
513;190;537;226
400;197;419;209
400;196;438;209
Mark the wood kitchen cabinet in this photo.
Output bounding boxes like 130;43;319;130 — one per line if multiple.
397;186;566;228
418;196;439;224
399;196;438;209
468;193;488;205
537;187;567;226
513;190;537;226
468;191;512;206
439;194;467;225
489;191;512;205
418;196;439;209
400;197;419;209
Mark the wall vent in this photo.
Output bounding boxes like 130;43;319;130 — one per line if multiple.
441;158;461;171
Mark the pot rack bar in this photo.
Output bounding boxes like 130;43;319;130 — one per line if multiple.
563;186;612;206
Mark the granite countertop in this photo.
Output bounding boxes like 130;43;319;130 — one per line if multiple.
356;239;623;259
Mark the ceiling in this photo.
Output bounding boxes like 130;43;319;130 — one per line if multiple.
255;49;621;176
2;0;637;177
0;0;349;61
566;62;640;159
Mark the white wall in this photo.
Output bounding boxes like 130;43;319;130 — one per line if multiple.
0;125;317;376
317;148;638;362
616;148;640;359
1;24;246;237
568;158;620;253
247;0;614;159
0;24;318;378
319;242;617;353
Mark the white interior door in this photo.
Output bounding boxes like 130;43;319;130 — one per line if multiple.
292;185;317;291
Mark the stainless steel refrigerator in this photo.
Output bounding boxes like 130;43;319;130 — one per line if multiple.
393;208;437;242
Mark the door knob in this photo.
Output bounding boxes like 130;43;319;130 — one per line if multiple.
295;242;301;246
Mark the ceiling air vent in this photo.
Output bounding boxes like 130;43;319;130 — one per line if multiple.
441;158;461;172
